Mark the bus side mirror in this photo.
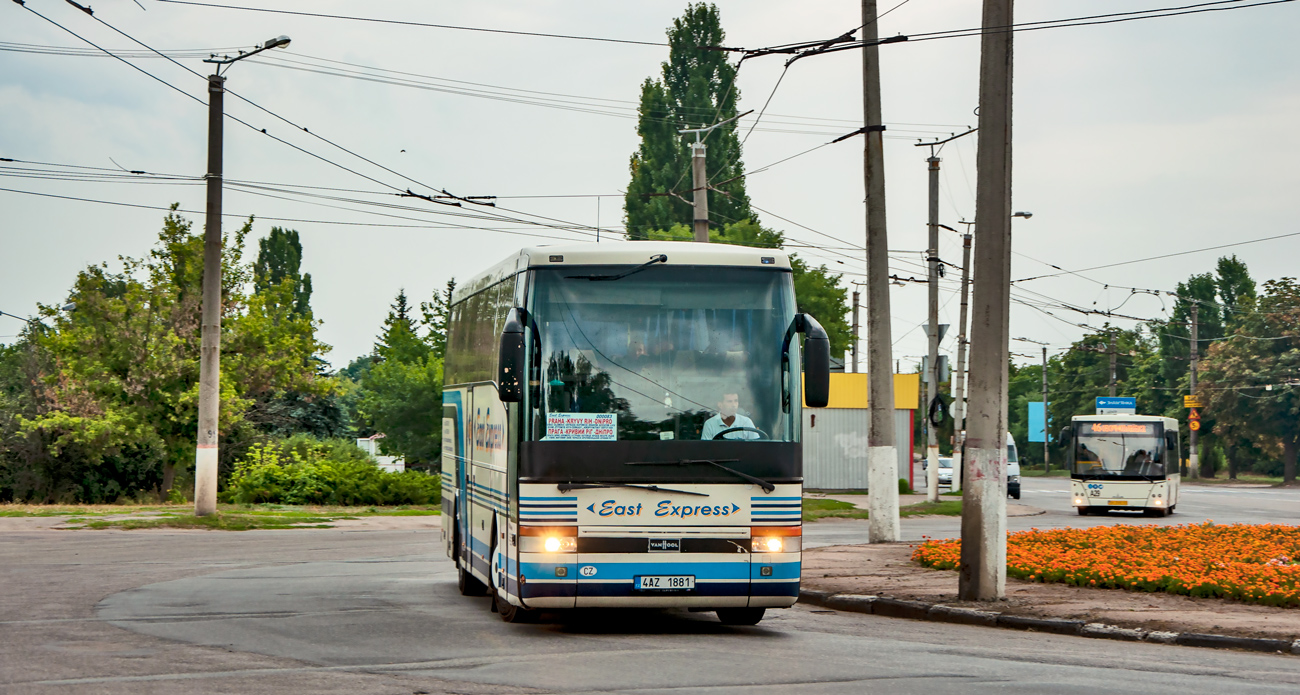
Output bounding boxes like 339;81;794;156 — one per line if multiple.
800;313;831;408
497;308;526;403
1058;426;1073;448
1165;431;1178;451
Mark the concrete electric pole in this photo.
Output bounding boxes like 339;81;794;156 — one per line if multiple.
1108;328;1118;398
951;229;972;479
1189;302;1200;479
862;0;900;542
691;141;709;242
959;0;1013;602
678;111;750;244
194;36;291;517
925;155;942;503
1042;345;1049;474
851;287;861;373
915;129;975;501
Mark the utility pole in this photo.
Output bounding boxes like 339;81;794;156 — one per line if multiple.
914;130;974;501
959;0;1013;602
1108;328;1118;398
862;0;899;543
1042;345;1049;474
678;111;750;244
925;155;942;503
951;231;972;485
194;71;225;517
194;36;291;517
1189;303;1200;479
691;141;709;242
851;287;861;372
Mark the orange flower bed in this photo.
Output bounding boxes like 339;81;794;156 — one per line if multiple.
912;523;1300;608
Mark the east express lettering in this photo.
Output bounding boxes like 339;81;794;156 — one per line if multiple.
594;499;738;518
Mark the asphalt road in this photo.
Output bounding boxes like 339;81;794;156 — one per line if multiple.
806;476;1300;548
4;514;1300;694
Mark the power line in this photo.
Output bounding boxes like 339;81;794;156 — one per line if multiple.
153;1;670;47
0;186;595;244
1012;229;1300;284
25;5;621;241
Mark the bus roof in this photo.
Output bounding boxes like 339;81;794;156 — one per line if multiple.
453;242;793;304
519;241;791;269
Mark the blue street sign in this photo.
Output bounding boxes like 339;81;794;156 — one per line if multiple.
1096;397;1137;414
1028;402;1050;443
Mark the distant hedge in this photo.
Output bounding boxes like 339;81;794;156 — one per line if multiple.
222;437;439;506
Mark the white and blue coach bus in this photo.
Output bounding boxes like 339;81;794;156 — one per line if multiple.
441;242;830;625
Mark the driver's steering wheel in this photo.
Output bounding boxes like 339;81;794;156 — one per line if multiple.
711;426;769;441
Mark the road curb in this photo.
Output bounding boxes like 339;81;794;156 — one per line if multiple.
798;589;1299;655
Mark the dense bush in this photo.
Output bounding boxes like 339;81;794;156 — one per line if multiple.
223;436;439;506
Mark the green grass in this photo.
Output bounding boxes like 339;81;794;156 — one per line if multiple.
900;500;963;517
73;512;348;531
1;502;439;530
1183;475;1286;486
802;498;869;521
1021;468;1070;477
802;498;964;521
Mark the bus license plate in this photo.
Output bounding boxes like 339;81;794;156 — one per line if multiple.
1108;500;1128;506
635;575;695;591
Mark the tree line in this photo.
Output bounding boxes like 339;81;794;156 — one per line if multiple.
1000;255;1298;482
0;210;450;503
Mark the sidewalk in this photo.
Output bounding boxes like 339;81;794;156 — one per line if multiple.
802;541;1300;644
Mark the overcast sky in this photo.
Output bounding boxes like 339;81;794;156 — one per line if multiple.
3;0;1297;372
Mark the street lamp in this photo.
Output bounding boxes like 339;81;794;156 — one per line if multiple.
193;35;291;517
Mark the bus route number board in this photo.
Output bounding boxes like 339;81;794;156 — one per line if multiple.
635;575;695;591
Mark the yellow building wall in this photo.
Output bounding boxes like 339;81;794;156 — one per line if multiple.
805;373;920;410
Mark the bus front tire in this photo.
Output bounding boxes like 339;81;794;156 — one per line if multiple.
716;608;765;626
1076;507;1090;516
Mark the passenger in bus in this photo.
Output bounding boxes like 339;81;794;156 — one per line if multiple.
701;392;760;440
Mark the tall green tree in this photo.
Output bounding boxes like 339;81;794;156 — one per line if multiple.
354;289;444;468
624;3;751;238
253;227;312;317
421;279;457;361
2;208;330;502
1200;278;1300;483
644;220;851;354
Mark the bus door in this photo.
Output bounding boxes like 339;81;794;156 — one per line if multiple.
469;384;509;586
444;389;473;570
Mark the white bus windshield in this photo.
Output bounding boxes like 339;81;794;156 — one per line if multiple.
1074;421;1166;477
527;266;798;442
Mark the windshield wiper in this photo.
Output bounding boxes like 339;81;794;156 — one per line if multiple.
555;482;708;497
625;459;776;493
566;254;667;281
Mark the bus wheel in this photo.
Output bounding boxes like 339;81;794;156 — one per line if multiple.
495;591;534;623
458;562;487;597
1076;507;1090;516
716;608;765;626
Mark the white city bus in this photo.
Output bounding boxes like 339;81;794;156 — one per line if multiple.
441;242;830;625
1060;415;1181;516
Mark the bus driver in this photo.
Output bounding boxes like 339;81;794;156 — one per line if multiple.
702;392;761;441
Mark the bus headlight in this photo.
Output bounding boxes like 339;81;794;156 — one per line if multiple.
752;537;783;553
544;536;577;553
1073;498;1085;506
520;527;577;553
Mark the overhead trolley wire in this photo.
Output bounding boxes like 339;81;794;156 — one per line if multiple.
17;3;624;241
153;1;670;47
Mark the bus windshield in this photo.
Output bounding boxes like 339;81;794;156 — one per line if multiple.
527;265;798;442
1073;421;1166;477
